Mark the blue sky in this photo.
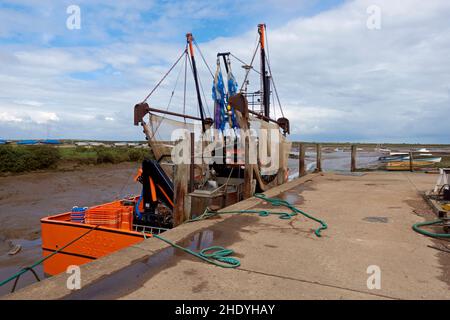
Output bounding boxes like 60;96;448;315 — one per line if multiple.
0;0;449;143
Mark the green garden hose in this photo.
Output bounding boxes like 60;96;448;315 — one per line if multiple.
153;234;240;268
412;219;450;238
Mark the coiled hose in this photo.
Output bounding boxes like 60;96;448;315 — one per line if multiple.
412;219;450;238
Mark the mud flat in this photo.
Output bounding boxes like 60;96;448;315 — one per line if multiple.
5;172;449;300
0;162;141;295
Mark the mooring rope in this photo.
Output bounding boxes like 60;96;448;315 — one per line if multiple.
151;192;327;270
190;193;328;237
0;225;99;291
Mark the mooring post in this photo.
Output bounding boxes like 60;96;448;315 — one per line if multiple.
299;143;306;177
173;136;189;226
409;151;414;172
351;145;357;172
243;136;253;199
189;132;195;192
315;143;322;172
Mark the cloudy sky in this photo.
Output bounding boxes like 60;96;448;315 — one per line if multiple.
0;0;449;143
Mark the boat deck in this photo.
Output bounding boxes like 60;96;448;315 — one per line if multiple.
4;172;449;300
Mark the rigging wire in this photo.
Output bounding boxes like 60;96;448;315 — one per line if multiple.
142;48;187;103
264;28;285;118
187;53;201;119
150;49;187;139
193;39;214;79
198;72;211;118
183;47;188;123
229;53;261;75
240;41;260;93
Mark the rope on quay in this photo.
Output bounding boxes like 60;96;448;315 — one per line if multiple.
190;193;328;238
152;193;327;269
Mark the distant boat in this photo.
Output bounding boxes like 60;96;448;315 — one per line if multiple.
385;158;441;171
75;142;89;146
375;144;390;153
379;152;441;163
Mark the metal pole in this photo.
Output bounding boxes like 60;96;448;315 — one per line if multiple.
258;24;270;118
190;132;195;192
186;33;206;132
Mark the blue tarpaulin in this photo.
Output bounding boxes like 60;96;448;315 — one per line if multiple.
42;139;61;145
17;140;39;145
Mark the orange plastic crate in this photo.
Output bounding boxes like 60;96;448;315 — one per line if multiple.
85;203;134;229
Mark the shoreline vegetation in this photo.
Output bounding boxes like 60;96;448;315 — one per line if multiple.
0;145;151;174
0;142;449;174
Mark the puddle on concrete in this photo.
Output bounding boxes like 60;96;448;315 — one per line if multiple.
251;182;313;210
64;215;258;300
363;216;389;223
277;191;304;205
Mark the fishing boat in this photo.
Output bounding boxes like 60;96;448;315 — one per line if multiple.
384;159;441;171
38;24;291;277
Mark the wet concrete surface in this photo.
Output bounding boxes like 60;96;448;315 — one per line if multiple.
5;172;450;300
64;215;259;299
0;162;141;295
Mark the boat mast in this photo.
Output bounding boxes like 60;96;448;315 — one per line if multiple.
258;23;270;119
186;33;206;132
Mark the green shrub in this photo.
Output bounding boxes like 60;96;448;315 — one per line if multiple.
96;149;117;164
0;145;60;173
128;148;146;162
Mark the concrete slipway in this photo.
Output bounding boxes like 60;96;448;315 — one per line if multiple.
4;172;450;300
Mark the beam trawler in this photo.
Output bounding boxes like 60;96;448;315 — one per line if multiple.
38;24;291;277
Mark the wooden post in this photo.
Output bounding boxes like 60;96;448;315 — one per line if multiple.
409;151;414;172
315;144;322;172
351;145;357;172
173;136;189;226
299;143;306;177
243;136;253;199
189;132;195;192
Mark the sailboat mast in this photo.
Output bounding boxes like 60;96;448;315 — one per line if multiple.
186;33;206;132
258;23;270;119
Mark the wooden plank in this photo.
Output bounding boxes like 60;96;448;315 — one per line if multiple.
299;143;306;177
351;145;357;172
243;136;254;199
409;152;414;172
315;144;322;172
173;136;189;226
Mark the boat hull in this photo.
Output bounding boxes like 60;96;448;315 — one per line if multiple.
41;212;146;276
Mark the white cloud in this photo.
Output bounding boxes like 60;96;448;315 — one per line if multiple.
0;112;23;123
0;0;449;143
